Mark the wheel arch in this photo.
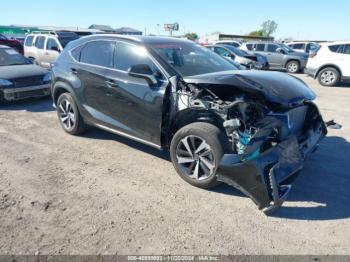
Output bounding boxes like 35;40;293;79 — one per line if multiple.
315;64;343;79
284;59;300;68
52;81;76;106
163;108;226;148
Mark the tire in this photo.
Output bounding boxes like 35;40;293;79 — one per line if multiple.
170;122;229;189
56;92;86;135
286;60;300;73
317;67;340;87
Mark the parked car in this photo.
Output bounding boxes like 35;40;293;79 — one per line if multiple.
214;40;241;48
286;42;320;53
24;31;79;68
305;41;350;86
0;45;51;102
241;42;308;73
206;44;268;69
0;33;24;54
51;35;327;214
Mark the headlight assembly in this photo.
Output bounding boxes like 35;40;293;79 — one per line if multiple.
43;73;52;83
0;79;13;87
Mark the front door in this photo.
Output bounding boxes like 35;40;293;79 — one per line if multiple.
265;44;284;68
102;41;168;146
43;37;61;68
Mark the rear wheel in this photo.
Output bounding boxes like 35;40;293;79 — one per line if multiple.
286;60;300;73
170;122;228;189
57;93;86;135
318;67;340;87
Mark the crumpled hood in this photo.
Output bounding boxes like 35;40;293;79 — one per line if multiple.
184;70;316;106
0;64;48;80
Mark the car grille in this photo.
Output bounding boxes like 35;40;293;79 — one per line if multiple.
13;89;49;100
13;76;43;88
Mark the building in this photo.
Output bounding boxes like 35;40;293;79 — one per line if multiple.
115;27;142;35
199;33;274;45
88;24;116;33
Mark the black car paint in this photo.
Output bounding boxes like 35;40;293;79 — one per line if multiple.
51;35;327;213
0;48;50;101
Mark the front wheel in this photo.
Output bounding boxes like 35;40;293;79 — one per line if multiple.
170;122;228;189
286;60;300;73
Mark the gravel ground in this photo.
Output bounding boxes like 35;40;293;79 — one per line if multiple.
0;74;349;255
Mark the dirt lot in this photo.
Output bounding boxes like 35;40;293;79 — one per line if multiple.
0;74;349;255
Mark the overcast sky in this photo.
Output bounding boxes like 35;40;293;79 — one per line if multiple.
1;0;349;40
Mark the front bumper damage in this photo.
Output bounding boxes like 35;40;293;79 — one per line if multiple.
216;106;327;215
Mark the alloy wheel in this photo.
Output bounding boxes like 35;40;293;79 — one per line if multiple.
287;62;298;73
320;71;336;85
58;99;76;130
176;135;216;181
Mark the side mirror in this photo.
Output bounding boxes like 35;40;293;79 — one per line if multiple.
276;48;286;54
128;64;158;86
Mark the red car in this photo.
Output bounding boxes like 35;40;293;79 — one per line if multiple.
0;33;24;54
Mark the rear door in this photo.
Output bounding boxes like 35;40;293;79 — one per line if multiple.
102;41;168;146
33;36;47;67
73;40;117;123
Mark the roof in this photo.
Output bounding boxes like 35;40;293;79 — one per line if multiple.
79;34;193;45
88;24;115;32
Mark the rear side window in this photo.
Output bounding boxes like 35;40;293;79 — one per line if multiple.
24;36;34;47
115;42;156;72
255;44;265;51
246;44;253;51
35;36;46;49
328;45;342;53
80;41;115;68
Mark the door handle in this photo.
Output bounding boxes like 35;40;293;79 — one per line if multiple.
106;80;119;88
70;68;78;74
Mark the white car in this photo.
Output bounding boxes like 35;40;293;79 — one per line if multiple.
214;40;241;48
24;31;79;68
305;41;350;86
286;42;319;53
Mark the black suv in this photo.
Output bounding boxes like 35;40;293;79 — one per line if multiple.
51;35;327;214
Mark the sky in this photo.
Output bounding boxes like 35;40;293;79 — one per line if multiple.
1;0;350;40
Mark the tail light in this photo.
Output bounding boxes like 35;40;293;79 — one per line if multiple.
309;52;317;58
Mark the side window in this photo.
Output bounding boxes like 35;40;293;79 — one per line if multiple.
214;47;230;57
342;44;350;55
267;44;278;52
24;36;34;47
0;34;7;40
115;42;157;72
292;43;305;50
46;38;60;51
35;36;46;49
246;44;253;51
255;44;265;51
328;45;341;53
80;41;115;68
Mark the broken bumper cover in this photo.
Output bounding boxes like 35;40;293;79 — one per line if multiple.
216;120;326;215
1;84;51;101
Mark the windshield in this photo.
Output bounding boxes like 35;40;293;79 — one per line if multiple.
0;48;32;66
59;37;79;48
223;45;249;56
149;41;238;77
280;44;295;53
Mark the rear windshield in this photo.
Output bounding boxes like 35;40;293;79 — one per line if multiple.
0;48;32;66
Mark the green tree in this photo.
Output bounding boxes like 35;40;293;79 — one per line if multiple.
261;20;278;37
248;29;265;37
184;32;199;41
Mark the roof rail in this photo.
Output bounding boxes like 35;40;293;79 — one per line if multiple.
31;31;57;35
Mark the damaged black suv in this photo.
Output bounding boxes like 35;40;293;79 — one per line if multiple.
51;35;327;214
